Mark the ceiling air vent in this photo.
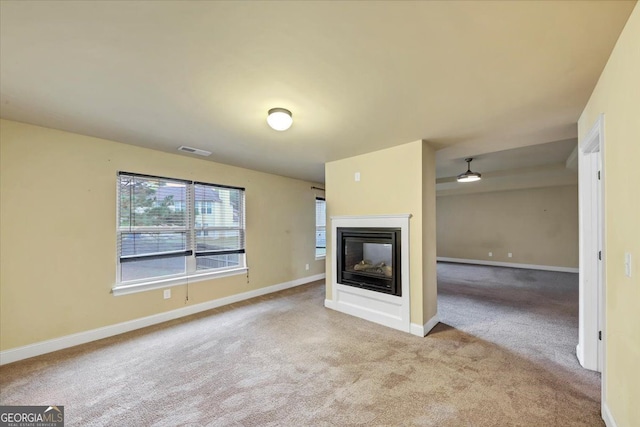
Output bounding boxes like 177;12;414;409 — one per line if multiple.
178;146;212;157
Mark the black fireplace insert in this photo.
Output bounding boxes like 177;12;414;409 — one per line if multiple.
337;227;401;296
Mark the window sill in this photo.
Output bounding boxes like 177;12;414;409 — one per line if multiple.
315;256;326;261
112;267;248;297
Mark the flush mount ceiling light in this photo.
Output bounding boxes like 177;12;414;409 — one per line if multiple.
457;158;482;183
267;108;293;131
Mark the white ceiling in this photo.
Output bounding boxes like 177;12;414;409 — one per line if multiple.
0;1;635;189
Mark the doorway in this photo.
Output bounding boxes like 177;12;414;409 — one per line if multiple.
577;114;605;379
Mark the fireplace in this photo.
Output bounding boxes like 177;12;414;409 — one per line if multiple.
328;215;410;333
337;227;401;296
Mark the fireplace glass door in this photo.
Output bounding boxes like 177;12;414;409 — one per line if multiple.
337;228;401;296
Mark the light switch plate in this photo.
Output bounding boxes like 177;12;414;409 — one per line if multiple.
624;252;632;278
355;172;360;182
163;289;171;299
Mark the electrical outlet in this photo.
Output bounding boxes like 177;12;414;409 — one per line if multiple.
624;252;632;278
163;289;171;299
305;263;309;271
508;253;513;258
488;252;493;257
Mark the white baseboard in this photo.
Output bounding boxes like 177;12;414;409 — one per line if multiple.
324;299;337;310
0;273;326;366
602;402;617;427
437;257;579;273
576;343;585;367
410;313;440;337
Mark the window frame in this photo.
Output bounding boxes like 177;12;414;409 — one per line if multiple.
315;197;326;260
113;172;247;296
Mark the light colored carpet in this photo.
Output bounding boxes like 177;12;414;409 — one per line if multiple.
0;263;601;426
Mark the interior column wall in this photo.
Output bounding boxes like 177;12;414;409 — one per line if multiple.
325;140;437;327
422;142;438;325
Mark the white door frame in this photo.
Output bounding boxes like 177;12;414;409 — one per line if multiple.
577;114;605;384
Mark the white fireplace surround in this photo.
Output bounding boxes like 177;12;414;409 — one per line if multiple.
325;214;413;334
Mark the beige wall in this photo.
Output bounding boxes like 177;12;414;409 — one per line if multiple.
437;185;579;268
578;4;640;425
422;145;438;321
325;140;437;325
0;119;325;351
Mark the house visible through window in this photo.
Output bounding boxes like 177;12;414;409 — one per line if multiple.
316;197;326;258
195;201;214;215
116;172;245;288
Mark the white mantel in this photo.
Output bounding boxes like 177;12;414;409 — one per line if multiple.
325;214;414;334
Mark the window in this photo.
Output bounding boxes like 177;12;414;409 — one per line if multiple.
194;182;244;271
116;172;245;293
315;197;326;258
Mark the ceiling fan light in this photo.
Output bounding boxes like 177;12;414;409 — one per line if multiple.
267;108;293;131
456;158;482;183
457;172;482;182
